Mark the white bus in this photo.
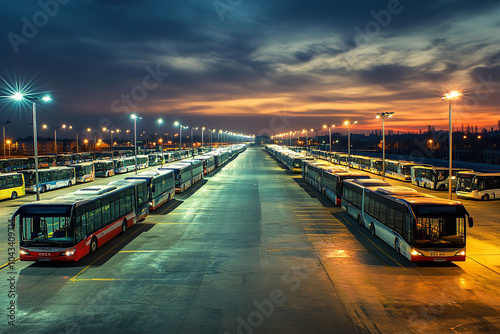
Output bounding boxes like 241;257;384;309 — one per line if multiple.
411;166;473;190
158;163;192;193
69;162;95;183
136;155;149;169
456;172;500;201
126;170;175;210
342;181;473;262
113;157;135;174
19;167;76;193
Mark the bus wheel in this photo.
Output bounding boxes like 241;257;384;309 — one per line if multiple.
41;185;47;193
439;185;446;191
90;237;98;253
481;194;489;201
11;191;18;199
121;220;127;234
68;181;72;187
370;224;376;236
395;239;400;254
357;215;362;225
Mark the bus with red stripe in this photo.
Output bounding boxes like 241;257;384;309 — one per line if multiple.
11;181;149;262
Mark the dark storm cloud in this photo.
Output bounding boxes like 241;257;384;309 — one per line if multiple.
1;0;500;136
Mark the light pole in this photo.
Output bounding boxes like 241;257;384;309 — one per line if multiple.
191;127;198;148
10;93;51;201
323;124;335;152
442;90;462;200
131;114;142;175
86;128;97;160
42;124;59;156
3;120;11;159
344;120;357;171
6;140;11;157
201;127;205;148
376;112;394;181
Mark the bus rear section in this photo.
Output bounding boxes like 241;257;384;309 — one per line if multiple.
158;163;192;193
126;170;175;210
181;159;204;185
322;171;370;206
196;155;215;175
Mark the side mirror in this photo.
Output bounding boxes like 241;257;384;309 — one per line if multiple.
468;216;474;228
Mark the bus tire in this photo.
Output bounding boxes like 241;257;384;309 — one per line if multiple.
41;185;47;193
68;181;72;187
121;220;127;234
370;224;376;236
439;185;446;191
11;191;18;199
357;214;362;225
395;239;400;254
90;237;98;253
481;194;489;201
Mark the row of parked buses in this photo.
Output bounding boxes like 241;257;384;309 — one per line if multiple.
268;145;500;201
9;144;247;262
0;146;244;201
265;145;475;263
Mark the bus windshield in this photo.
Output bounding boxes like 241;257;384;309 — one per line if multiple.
413;209;466;248
456;175;475;191
21;215;75;246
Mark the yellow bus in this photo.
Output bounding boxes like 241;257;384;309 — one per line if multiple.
0;173;25;200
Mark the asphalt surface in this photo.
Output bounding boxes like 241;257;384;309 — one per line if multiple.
1;148;357;333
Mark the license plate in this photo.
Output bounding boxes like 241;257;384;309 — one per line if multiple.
38;258;51;261
434;258;446;262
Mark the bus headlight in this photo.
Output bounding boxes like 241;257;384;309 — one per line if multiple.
20;248;30;256
61;249;76;256
411;249;423;256
455;250;466;256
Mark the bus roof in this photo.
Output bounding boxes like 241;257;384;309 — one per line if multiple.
457;171;500;177
347;178;391;187
73;185;117;195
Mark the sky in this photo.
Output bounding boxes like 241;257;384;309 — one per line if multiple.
1;0;500;141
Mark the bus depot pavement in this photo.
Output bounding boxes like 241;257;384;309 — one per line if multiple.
3;147;500;333
1;148;356;333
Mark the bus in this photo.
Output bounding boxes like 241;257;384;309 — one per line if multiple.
113;157;135;173
10;158;29;171
0;173;25;200
19;167;76;193
181;160;204;185
148;154;161;166
136;155;149;169
94;160;115;177
0;159;12;172
158;163;192;193
56;154;75;166
341;182;474;262
125;170;175;210
11;181;149;262
456;172;500;201
321;171;370;206
69;162;95;183
411;166;473;190
196;155;215;175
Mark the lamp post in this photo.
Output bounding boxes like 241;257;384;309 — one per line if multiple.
344;120;357;171
323;124;335;152
174;122;188;151
442;90;462;200
376;112;394;181
6;140;11;157
190;127;198;148
131;114;142;175
3;120;11;159
10;93;51;201
42;124;59;156
201;127;205;148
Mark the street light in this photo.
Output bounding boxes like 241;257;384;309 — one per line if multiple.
131;114;142;175
6;140;11;157
191;127;198;148
210;129;216;148
323;124;335;152
174;122;188;150
201;127;205;148
10;93;51;201
42;124;60;156
3;120;11;159
442;90;462;200
344;120;357;171
376;112;394;181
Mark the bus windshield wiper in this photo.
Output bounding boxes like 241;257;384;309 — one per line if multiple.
24;239;63;247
